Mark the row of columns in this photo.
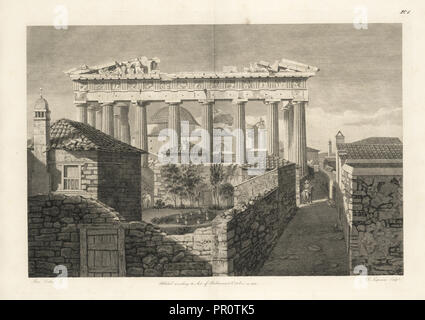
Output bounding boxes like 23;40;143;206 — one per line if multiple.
75;99;307;176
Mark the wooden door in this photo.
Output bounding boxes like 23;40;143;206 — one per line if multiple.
80;225;126;277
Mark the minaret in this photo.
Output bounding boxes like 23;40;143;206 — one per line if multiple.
328;139;332;156
30;88;51;195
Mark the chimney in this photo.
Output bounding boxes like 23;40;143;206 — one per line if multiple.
30;89;51;195
328;139;332;156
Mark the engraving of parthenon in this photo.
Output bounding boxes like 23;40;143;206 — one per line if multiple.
65;56;319;177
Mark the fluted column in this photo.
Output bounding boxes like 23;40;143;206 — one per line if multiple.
75;103;87;123
95;107;103;131
136;101;149;166
87;103;97;127
266;99;280;157
120;104;131;144
282;105;290;160
288;103;294;162
233;99;247;164
101;102;114;136
200;99;214;163
114;115;121;139
167;101;182;162
293;102;307;177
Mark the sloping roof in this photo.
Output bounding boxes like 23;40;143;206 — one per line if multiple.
150;106;200;126
307;146;320;152
48;119;146;154
337;143;402;160
351;137;402;145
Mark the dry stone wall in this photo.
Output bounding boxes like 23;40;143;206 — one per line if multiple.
211;163;297;276
28;194;122;277
28;163;297;277
336;167;403;275
125;223;213;276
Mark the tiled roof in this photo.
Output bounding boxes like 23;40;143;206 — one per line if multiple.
351;137;402;145
48;119;146;154
337;143;402;160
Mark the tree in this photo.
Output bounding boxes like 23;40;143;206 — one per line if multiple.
219;182;234;208
160;164;183;208
181;164;204;207
210;163;224;208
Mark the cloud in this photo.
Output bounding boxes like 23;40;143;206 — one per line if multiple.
306;107;403;151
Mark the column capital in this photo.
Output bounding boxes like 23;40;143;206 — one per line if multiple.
136;100;150;107
101;101;115;107
165;100;182;105
74;102;87;107
280;100;294;111
264;99;281;104
232;98;248;105
198;98;215;105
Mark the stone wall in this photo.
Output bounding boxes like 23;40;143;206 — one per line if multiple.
97;151;141;221
211;163;297;275
29;163;296;277
336;165;403;275
125;223;213;276
48;150;141;221
49;150;99;196
233;168;278;205
28;194;122;277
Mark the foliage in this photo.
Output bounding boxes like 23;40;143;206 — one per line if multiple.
181;164;204;207
154;199;166;210
219;182;234;208
160;164;183;208
210;163;224;208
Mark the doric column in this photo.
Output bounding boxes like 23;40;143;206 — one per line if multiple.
282;104;290;160
265;99;280;157
167;101;182;161
87;103;98;127
101;102;114;136
95;107;103;131
233;98;247;164
136;101;149;166
288;103;294;162
120;103;131;144
114;115;121;139
293;102;307;177
199;99;214;163
75;103;87;123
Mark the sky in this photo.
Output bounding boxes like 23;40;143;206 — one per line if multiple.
27;24;402;151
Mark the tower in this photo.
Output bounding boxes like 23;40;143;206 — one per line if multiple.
30;89;51;195
328;139;332;156
335;130;345;145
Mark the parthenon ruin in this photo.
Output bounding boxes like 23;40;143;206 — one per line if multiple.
65;57;319;177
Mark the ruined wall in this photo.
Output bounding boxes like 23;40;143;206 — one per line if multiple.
211;163;296;276
28;194;122;277
125;222;213;276
97;151;141;221
336;166;403;275
233;168;278;205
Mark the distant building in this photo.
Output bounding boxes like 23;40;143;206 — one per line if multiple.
147;106;200;155
306;146;320;165
28;93;146;221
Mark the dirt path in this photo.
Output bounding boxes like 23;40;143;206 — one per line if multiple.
258;177;349;276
